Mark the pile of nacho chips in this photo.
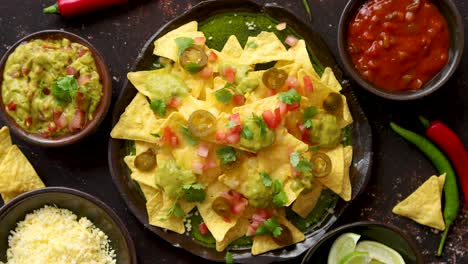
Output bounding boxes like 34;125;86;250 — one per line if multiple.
111;21;354;255
0;126;45;203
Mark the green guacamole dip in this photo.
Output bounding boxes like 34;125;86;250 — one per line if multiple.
1;38;103;137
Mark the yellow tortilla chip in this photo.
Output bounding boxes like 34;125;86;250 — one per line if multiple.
0;126;12;162
1;191;21;203
320;67;342;92
337;146;353;201
135;141;158;155
283;179;304;207
340;96;353;128
139;183;159;201
146;191;195;234
215;207;253;252
124;155;158;189
252;214;305;255
178;95;219;121
153;21;205;62
220;35;244;61
110;93;163;143
392;174;446;230
197;180;239;242
170;63;211;99
285;40;319;79
292;181;323;218
240;32;292;65
0;145;44;194
316;145;345;195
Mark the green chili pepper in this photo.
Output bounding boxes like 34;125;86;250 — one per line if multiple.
302;0;312;20
390;122;459;256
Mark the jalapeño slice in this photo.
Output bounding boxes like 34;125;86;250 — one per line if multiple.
272;224;293;245
323;92;343;114
262;68;288;90
180;45;208;74
188;110;217;137
310;152;332;177
134;148;157;171
212;196;232;218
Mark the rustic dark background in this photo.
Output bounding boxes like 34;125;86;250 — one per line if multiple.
0;0;467;263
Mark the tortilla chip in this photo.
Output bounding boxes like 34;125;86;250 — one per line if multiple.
0;126;12;162
292;181;323;218
221;35;244;60
139;183;160;201
110;93;163;143
153;21;205;62
1;191;21;203
337;146;353;201
135;141;158;155
146;191;195;234
127;69;190;101
178;95;219;121
283;179;304;207
320;67;342;92
340;96;353;128
124;155;158;189
240;32;292;65
197;180;239;242
316;145;345;195
0;145;44;194
285;40;319;79
215;207;253;252
392;174;446;230
170;63;211;99
252;214;305;255
205;77;236;113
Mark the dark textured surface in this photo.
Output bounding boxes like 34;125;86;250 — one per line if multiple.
0;0;467;263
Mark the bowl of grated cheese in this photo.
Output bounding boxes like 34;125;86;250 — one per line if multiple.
0;187;136;264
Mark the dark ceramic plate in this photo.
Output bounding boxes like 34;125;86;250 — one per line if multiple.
108;0;373;262
0;187;137;264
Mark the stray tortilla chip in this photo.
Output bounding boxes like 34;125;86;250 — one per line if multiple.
320;67;342;92
317;145;345;195
0;145;45;194
153;21;205;62
146;191;194;234
337;146;353;201
221;35;244;60
0;127;12;162
197;180;239;242
111;93;163;143
216;207;253;252
292;181;323;218
240;32;292;65
392;174;446;230
252;214;304;255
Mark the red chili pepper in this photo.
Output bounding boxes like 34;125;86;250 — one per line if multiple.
43;0;128;18
420;116;468;208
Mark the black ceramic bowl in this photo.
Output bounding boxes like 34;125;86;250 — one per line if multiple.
337;0;464;100
0;30;112;147
0;187;137;264
302;221;424;264
108;0;373;262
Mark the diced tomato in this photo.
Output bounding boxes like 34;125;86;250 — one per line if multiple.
192;161;204;174
301;129;311;145
221;190;248;215
286;76;299;88
54;110;68;128
232;94;245;106
225;133;240;144
274;107;282;121
7;101;16;111
69;109;85;130
199;67;213;79
223;217;232;223
78;48;88;57
168;97;181;109
197;143;210;158
285;35;298;47
278;102;288;116
247;208;275;236
66;66;77;76
267;89;277;97
287;103;300;111
198;222;209;235
203;159;218;170
48;122;57;133
215;130;227;143
298;123;306;133
25;116;33;127
21;67;30;75
222;66;236;83
194;36;206;46
228;113;242;133
208;51;218;62
303;75;313;93
77;75;91;86
161;127;179;147
276;22;287;31
290;163;301;177
262;110;279;129
76;92;86;109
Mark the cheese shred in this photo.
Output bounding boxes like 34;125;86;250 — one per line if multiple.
1;205;116;264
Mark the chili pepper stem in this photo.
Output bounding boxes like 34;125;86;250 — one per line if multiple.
437;223;451;256
419;116;431;129
44;3;60;14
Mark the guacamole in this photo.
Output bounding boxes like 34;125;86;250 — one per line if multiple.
154;160;196;198
240;116;275;151
310;114;342;148
1;38;103;137
243;173;274;208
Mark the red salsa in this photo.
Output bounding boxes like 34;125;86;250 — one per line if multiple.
347;0;449;91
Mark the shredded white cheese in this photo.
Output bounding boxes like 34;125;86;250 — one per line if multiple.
1;205;116;264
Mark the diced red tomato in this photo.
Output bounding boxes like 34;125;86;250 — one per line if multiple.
287;103;300;111
54;110;68;128
228;113;241;131
204;159;218;170
276;22;287;31
77;74;91;86
285;35;298;46
303;75;313;93
7;101;16;111
161;127;179;147
66;66;77;76
221;190;248;216
194;36;206;46
215;130;228;143
222;66;236;83
168;97;181;109
192;161;204;174
69;109;85;130
286;76;299;88
298;123;306;133
247;208;275;236
225;133;240;144
78;48;88;57
232;94;245;106
76;92;86;109
48;122;57;133
267;89;277;97
199;67;213;79
197;143;210;158
278;102;288;117
25;117;33;127
198;223;209;235
274;107;282;120
262;110;280;129
208;51;218;62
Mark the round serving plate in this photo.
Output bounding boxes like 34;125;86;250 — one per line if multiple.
108;0;373;262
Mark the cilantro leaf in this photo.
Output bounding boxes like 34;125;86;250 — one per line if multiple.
255;217;283;238
182;183;205;202
278;88;301;104
52;75;78;102
150;99;167;117
289;151;313;173
259;172;272;187
225;251;234;264
251;114;268;138
216;146;237;164
271;179;287;207
175;37;194;55
303;119;313;129
309;145;321;151
241;126;254;140
168;202;185;218
215;88;233;104
303;106;319;119
180;126;199;146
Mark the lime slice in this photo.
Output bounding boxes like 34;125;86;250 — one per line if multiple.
355;241;405;264
339;251;370;264
327;233;361;264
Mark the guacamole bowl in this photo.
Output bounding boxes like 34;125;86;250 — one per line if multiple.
0;30;111;147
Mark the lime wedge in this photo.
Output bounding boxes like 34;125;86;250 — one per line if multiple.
339;251;370;264
327;233;361;264
355;241;405;264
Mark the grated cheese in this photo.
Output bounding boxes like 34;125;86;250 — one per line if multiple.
1;205;116;264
